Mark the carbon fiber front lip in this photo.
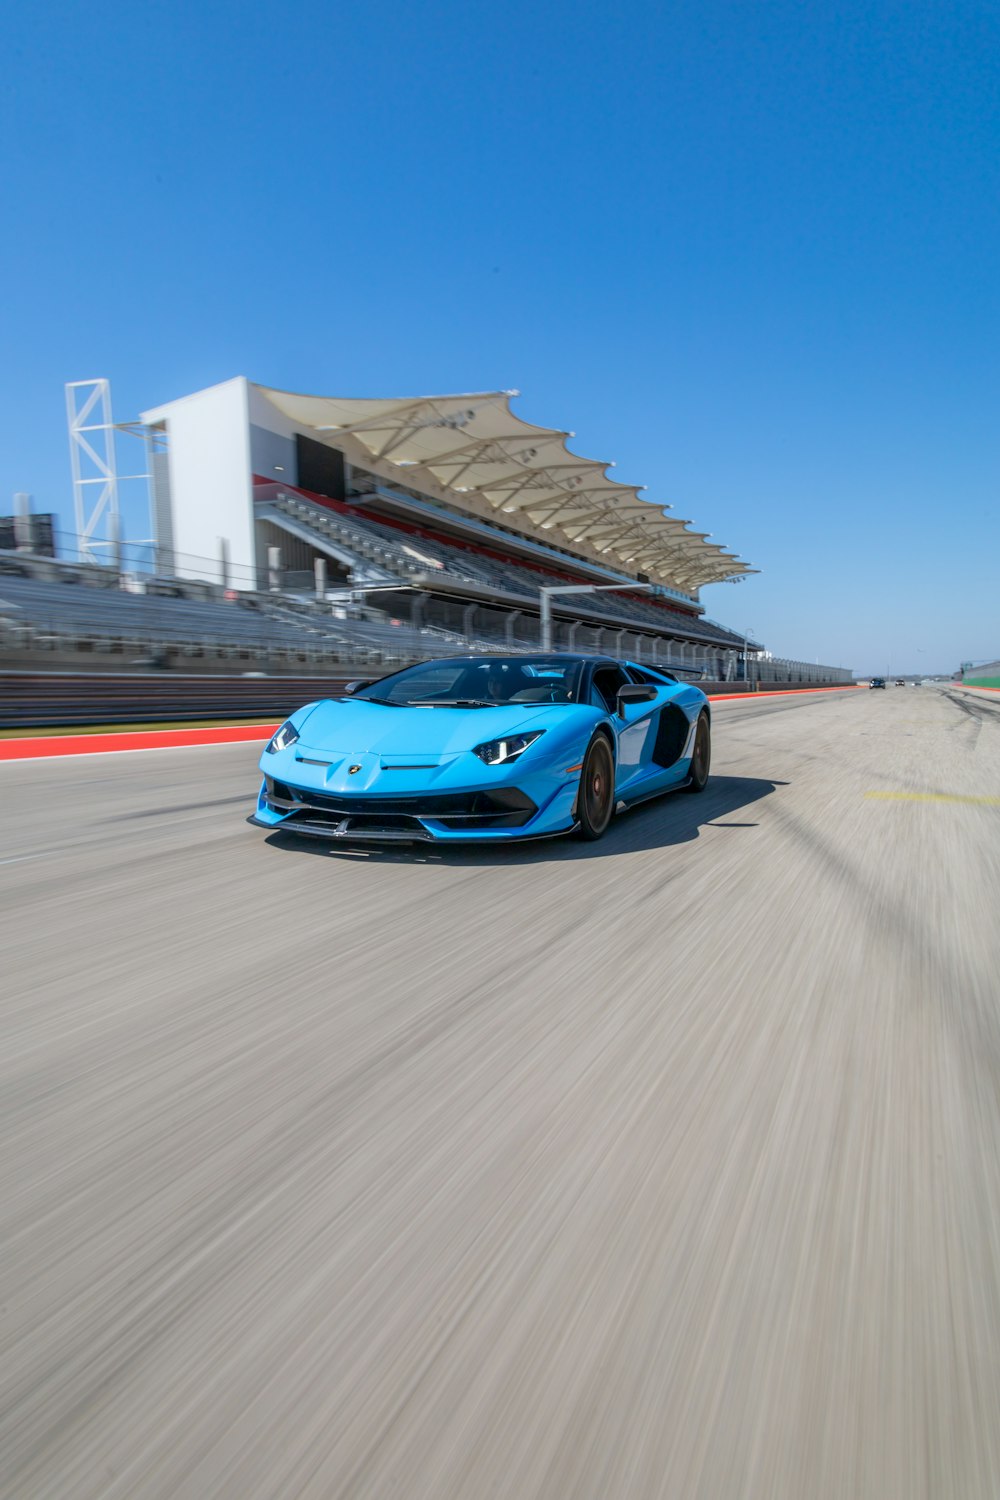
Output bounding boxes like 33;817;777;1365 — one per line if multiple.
251;814;432;842
250;814;579;845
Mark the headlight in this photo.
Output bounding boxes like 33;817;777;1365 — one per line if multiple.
472;730;544;765
265;720;300;754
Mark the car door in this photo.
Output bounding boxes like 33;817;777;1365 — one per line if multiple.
589;663;665;798
621;665;698;799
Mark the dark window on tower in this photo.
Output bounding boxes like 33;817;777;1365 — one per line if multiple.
295;434;346;501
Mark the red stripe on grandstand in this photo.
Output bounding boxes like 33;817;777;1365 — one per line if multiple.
0;723;280;761
0;686;859;760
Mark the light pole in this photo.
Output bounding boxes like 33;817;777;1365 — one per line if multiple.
539;582;655;652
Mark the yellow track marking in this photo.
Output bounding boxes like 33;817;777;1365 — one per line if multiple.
865;791;1000;806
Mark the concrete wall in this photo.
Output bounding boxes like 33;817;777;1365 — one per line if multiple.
142;378;255;587
149;449;174;570
250;423;297;482
248;384;301;482
963;661;1000;688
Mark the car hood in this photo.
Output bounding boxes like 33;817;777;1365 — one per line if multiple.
297;698;561;757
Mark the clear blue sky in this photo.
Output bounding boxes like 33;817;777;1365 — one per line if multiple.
2;0;997;674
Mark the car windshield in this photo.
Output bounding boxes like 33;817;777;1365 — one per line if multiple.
353;657;584;707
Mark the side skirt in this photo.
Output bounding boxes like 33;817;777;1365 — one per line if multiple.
615;776;693;814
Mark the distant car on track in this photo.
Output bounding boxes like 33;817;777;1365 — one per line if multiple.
253;654;711;845
869;677;886;689
895;679;905;687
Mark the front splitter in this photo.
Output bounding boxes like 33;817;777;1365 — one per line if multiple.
251;814;578;847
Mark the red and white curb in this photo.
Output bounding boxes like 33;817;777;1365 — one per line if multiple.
708;685;860;704
0;723;280;762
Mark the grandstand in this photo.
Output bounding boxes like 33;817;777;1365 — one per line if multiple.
138;378;767;669
0;376;851;685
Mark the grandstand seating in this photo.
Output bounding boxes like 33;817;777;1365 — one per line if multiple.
261;489;747;649
0;575;322;649
0;569;492;670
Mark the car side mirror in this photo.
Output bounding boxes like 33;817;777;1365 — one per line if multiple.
616;683;658;715
344;679;374;695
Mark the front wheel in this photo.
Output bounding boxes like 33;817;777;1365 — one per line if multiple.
685;712;711;793
576;735;615;840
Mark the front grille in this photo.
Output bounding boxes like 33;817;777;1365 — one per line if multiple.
265;778;536;830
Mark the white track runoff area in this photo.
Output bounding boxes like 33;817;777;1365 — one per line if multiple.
1;686;999;1499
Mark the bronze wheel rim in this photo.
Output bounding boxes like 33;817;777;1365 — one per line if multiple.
584;742;613;828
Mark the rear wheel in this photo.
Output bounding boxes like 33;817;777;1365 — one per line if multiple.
685;712;711;793
576;735;615;840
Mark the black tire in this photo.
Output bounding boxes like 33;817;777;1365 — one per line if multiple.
685;712;711;793
576;734;615;840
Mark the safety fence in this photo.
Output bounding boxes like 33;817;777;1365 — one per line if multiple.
0;672;857;730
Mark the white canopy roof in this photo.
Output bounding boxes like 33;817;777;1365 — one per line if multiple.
255;386;754;591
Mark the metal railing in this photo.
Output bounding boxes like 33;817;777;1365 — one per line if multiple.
754;657;854;685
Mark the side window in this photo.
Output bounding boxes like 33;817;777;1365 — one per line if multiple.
590;665;630;711
626;665;673;687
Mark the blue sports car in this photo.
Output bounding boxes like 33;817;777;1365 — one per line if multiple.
253;653;711;845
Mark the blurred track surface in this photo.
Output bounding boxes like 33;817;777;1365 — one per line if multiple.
2;686;999;1499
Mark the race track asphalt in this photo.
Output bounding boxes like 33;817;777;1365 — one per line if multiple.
2;685;999;1499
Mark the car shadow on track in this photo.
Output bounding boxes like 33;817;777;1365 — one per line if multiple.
260;774;785;867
